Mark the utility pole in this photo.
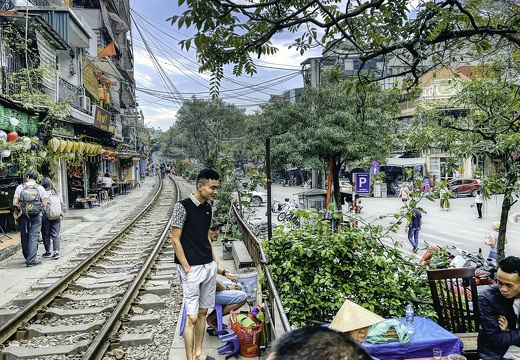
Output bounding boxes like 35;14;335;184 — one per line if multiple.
266;137;272;241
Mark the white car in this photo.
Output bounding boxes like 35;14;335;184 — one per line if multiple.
339;180;353;193
233;190;268;206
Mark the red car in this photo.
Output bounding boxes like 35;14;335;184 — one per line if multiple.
449;178;480;197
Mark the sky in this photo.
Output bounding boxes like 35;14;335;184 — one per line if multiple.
129;0;322;131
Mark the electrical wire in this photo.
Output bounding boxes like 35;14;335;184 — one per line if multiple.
130;6;305;111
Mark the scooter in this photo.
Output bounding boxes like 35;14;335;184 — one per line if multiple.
450;246;497;286
418;241;454;268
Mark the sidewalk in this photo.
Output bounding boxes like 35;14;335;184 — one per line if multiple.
0;176;159;308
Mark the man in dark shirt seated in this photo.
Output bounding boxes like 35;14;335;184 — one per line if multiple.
478;256;520;359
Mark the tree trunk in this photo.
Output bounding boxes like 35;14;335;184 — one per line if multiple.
498;189;513;262
332;156;342;211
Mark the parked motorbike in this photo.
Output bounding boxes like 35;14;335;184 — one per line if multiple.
449;246;497;286
277;199;298;222
418;241;454;268
417;242;497;295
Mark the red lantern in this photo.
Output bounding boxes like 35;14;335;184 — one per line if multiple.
7;131;18;142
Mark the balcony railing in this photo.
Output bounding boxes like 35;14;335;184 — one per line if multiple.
58;77;90;113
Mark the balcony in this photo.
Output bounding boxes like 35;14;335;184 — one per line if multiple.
59;78;91;114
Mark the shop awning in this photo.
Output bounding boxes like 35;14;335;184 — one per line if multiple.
90;57;124;80
385;157;426;167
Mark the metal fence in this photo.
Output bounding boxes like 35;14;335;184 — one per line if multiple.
232;205;292;341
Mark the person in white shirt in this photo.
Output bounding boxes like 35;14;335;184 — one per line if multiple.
101;172;114;199
474;189;484;219
12;170;48;267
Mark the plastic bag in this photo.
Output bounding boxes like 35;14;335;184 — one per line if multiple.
366;319;411;344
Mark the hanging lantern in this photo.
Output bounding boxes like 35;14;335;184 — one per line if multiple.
78;141;86;153
48;137;60;152
0;130;6;141
65;140;74;153
72;142;79;152
97;145;103;154
58;139;67;153
22;137;31;151
1;149;11;158
7;131;18;142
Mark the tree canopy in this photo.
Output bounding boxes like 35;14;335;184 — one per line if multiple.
169;0;520;95
173;96;246;168
254;79;398;208
407;57;520;261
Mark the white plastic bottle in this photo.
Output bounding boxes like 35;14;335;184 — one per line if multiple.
405;304;415;334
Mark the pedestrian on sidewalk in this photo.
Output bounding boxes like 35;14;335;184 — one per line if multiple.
439;184;451;211
485;221;506;259
171;168;220;360
474;190;483;219
12;170;48;267
397;182;410;204
206;219;247;334
40;177;61;260
406;207;422;253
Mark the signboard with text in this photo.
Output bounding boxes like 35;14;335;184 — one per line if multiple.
94;106;111;132
355;173;371;195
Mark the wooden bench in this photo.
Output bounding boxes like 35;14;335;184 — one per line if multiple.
232;241;254;269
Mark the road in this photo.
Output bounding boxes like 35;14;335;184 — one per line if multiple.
249;184;520;259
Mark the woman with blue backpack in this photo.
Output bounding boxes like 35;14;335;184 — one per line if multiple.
41;177;62;260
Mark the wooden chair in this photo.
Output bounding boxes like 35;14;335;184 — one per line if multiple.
427;267;480;333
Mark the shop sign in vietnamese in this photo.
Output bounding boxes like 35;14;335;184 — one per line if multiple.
94;105;111;132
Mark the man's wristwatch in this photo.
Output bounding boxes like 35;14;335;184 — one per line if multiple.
222;269;227;277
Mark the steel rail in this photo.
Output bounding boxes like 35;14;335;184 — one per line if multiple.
82;175;179;359
0;176;164;344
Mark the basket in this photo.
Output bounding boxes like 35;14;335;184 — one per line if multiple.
230;311;263;358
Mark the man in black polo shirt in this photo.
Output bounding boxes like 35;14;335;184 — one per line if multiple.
171;169;220;360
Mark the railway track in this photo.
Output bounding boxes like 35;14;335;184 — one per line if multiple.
0;176;185;360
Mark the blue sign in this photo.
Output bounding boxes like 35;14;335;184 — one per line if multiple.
371;160;379;174
355;173;371;194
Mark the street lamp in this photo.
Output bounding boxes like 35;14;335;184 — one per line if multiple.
266;137;272;241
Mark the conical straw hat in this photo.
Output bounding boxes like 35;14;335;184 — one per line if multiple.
329;299;385;333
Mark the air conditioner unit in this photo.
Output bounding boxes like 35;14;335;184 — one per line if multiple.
80;96;91;112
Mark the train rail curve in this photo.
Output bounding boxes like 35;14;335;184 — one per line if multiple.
0;176;185;359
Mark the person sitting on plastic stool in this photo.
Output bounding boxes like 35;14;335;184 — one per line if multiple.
207;219;247;334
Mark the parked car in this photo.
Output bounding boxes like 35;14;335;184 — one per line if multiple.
339;180;353;193
449;178;481;197
232;190;268;206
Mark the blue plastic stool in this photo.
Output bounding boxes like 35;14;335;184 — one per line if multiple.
179;303;223;337
217;328;240;360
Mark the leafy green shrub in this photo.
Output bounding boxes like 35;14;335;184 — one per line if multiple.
263;210;435;327
187;170;198;181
